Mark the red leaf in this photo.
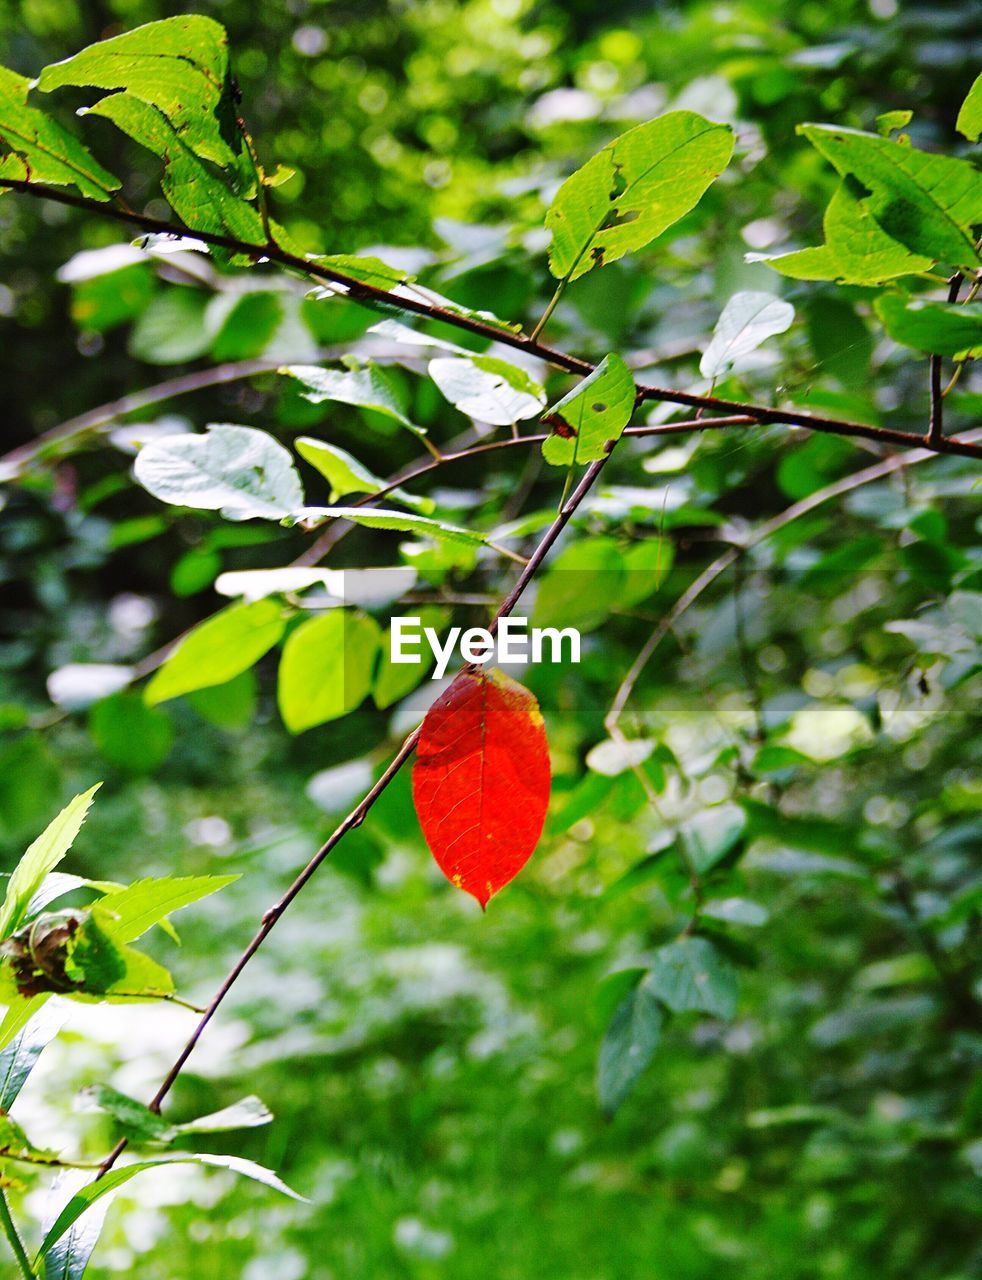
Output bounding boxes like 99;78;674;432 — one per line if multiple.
412;668;551;908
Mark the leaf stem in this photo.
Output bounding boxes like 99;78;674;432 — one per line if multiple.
0;1188;36;1280
530;278;568;342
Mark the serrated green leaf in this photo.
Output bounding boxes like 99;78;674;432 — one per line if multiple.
700;291;794;379
0;65;119;200
281;363;425;439
875;294;982;358
134;424;305;521
541;353;635;466
38;16;242;170
545;111;733;282
37;1155;306;1264
277;611;380;733
295;437;431;512
294;506;486;547
956;71;982;142
597;974;663;1116
799;124;982;271
0;786;100;940
428;356;545;425
145;600;286;705
647;936;738;1018
83;93;263;242
96;875;238;944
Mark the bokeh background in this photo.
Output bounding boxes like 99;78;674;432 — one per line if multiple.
1;1;980;1277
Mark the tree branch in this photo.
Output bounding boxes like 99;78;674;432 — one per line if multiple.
97;444;618;1178
2;179;980;461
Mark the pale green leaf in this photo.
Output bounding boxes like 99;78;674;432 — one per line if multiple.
134;424;305;521
308;254;411;291
701;897;769;927
799;124;982;271
42;1168;112;1280
0;786;100;939
295;437;431;512
277;611;380;733
541;353;635;466
37;1155;306;1263
646;936;738;1018
700;291;794;379
145;600;286;705
0;65;119;199
597;975;663;1116
38;16;242;169
95;875;239;944
428;356;545;425
956;71;982;142
281;363;425;439
294;506;486;547
0;995;52;1054
175;1095;273;1135
875;294;982;358
546;111;733;281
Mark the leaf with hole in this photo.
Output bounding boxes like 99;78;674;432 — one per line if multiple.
545;111;733;281
412;668;551;907
0;65;119;200
541;353;635;466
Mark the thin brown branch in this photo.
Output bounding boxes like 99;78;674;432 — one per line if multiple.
605;426;982;732
98;444;618;1178
2;179;980;460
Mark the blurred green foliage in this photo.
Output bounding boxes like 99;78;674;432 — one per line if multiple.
0;0;979;1277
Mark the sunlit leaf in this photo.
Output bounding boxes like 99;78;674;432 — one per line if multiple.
281;363;425;439
545;111;733;281
956;71;982;142
428;355;545;425
277;611;380;733
145;600;287;705
294;505;485;547
541;353;635;466
699;291;794;379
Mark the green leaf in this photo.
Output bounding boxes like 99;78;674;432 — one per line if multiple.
750;181;934;284
701;897;769;927
277;611;381;733
89;693;173;774
0;1111;59;1164
95;875;238;944
428;356;545;425
37;1155;306;1263
646;936;738;1018
174;1095;273;1135
38;16;243;170
0;786;100;940
295;437;431;512
82;93;263;242
799;124;982;271
699;291;794;379
0;995;52;1054
0;65;119;200
41;1169;112;1280
128;289;212;364
134;425;305;521
309;254;411;291
533;536;625;631
876;109;913;138
209;292;284;361
295;506;486;547
681;803;747;874
618;537;674;606
281;363;426;440
597;974;663;1116
956;71;982;142
0;1000;64;1109
545;111;733;282
541;353;635;466
80;1084;174;1143
145;600;286;705
875;294;982;358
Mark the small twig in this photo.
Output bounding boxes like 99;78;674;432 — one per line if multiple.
97;439;621;1179
1;180;979;459
928;272;966;446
